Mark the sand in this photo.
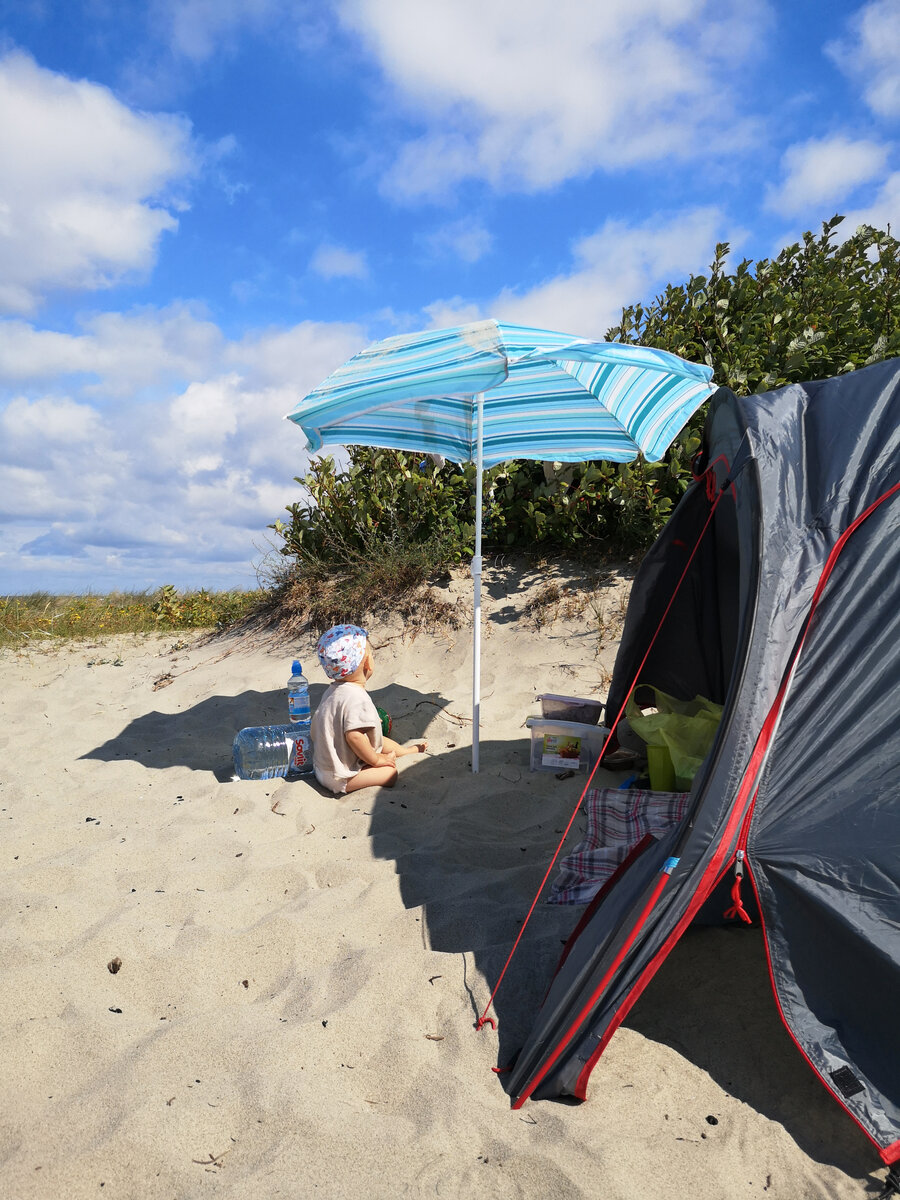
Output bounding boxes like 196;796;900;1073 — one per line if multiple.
0;563;880;1199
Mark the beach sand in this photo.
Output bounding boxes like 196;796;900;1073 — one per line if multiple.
0;563;879;1199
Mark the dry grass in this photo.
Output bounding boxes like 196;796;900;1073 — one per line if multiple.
0;588;263;650
259;541;467;643
522;567;631;647
524;581;593;629
589;586;631;647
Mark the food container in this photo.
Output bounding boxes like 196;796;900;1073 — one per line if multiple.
537;693;605;725
526;718;611;772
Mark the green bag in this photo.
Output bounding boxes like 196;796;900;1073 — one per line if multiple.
626;687;723;791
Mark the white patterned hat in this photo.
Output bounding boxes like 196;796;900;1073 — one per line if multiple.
316;624;368;680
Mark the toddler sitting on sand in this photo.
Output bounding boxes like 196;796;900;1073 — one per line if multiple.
311;624;427;794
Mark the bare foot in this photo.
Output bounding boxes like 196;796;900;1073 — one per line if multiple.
404;740;427;756
384;737;428;758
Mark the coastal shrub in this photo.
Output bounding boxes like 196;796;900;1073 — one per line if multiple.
272;450;476;566
0;588;262;648
148;584;258;629
272;444;695;571
273;218;900;592
609;217;900;394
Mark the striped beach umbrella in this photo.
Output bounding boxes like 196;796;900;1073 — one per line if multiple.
286;320;715;771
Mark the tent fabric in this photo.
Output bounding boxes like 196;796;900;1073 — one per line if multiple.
506;357;900;1165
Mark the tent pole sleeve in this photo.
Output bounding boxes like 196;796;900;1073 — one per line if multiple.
472;392;484;774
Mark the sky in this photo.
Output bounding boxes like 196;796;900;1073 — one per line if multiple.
0;0;898;595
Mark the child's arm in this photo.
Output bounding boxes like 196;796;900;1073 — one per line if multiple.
345;728;397;769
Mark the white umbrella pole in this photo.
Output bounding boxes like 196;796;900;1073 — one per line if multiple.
472;392;484;774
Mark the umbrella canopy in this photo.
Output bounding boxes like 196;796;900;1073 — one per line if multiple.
286;320;715;772
289;320;715;467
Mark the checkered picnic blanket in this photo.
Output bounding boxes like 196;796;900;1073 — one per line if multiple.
548;786;690;905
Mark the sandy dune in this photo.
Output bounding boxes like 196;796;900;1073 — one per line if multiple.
0;564;879;1198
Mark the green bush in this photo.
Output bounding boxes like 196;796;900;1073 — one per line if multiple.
271;446;696;572
273;218;900;583
609;216;900;395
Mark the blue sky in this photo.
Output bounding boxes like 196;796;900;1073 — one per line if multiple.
1;0;898;594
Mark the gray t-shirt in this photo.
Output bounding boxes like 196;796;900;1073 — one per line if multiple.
311;682;384;794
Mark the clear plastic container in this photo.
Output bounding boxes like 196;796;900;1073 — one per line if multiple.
526;718;611;772
537;693;605;725
233;723;314;780
287;661;311;724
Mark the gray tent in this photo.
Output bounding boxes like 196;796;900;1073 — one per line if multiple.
506;358;900;1176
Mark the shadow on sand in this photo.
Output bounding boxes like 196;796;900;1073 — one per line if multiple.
79;685;328;776
379;745;877;1184
368;739;579;1055
80;680;443;779
82;687;876;1182
621;924;879;1186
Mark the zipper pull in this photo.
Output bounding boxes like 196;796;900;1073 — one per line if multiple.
723;850;753;924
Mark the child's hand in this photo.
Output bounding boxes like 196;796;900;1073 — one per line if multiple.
377;749;397;768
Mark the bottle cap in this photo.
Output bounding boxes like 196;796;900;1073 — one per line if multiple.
292;660;301;673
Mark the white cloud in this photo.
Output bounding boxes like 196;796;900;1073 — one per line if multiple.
430;207;728;337
0;394;104;450
765;135;890;218
0;51;195;315
155;0;290;62
0;304;224;396
228;320;367;388
826;0;900;119
0;394;126;523
841;170;900;232
309;243;369;280
0;309;365;592
423;298;485;329
423;219;493;263
337;0;770;199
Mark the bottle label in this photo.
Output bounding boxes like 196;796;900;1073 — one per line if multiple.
288;732;310;771
541;733;582;768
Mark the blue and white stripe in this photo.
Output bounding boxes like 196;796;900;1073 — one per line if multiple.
286;320;714;466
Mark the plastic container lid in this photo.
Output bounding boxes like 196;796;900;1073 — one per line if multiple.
537;693;604;725
292;660;302;673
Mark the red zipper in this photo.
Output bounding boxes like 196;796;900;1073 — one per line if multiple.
513;478;900;1135
511;856;680;1110
560;618;803;1103
744;854;899;1164
722;790;759;924
565;479;900;1109
723;481;900;1162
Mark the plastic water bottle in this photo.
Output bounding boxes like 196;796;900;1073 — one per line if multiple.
232;724;314;780
287;661;311;724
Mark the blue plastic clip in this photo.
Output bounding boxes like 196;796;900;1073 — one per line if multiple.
662;857;680;875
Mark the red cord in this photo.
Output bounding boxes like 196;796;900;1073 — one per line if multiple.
476;470;728;1033
723;875;753;924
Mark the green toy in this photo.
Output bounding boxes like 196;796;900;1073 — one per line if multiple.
376;706;392;737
